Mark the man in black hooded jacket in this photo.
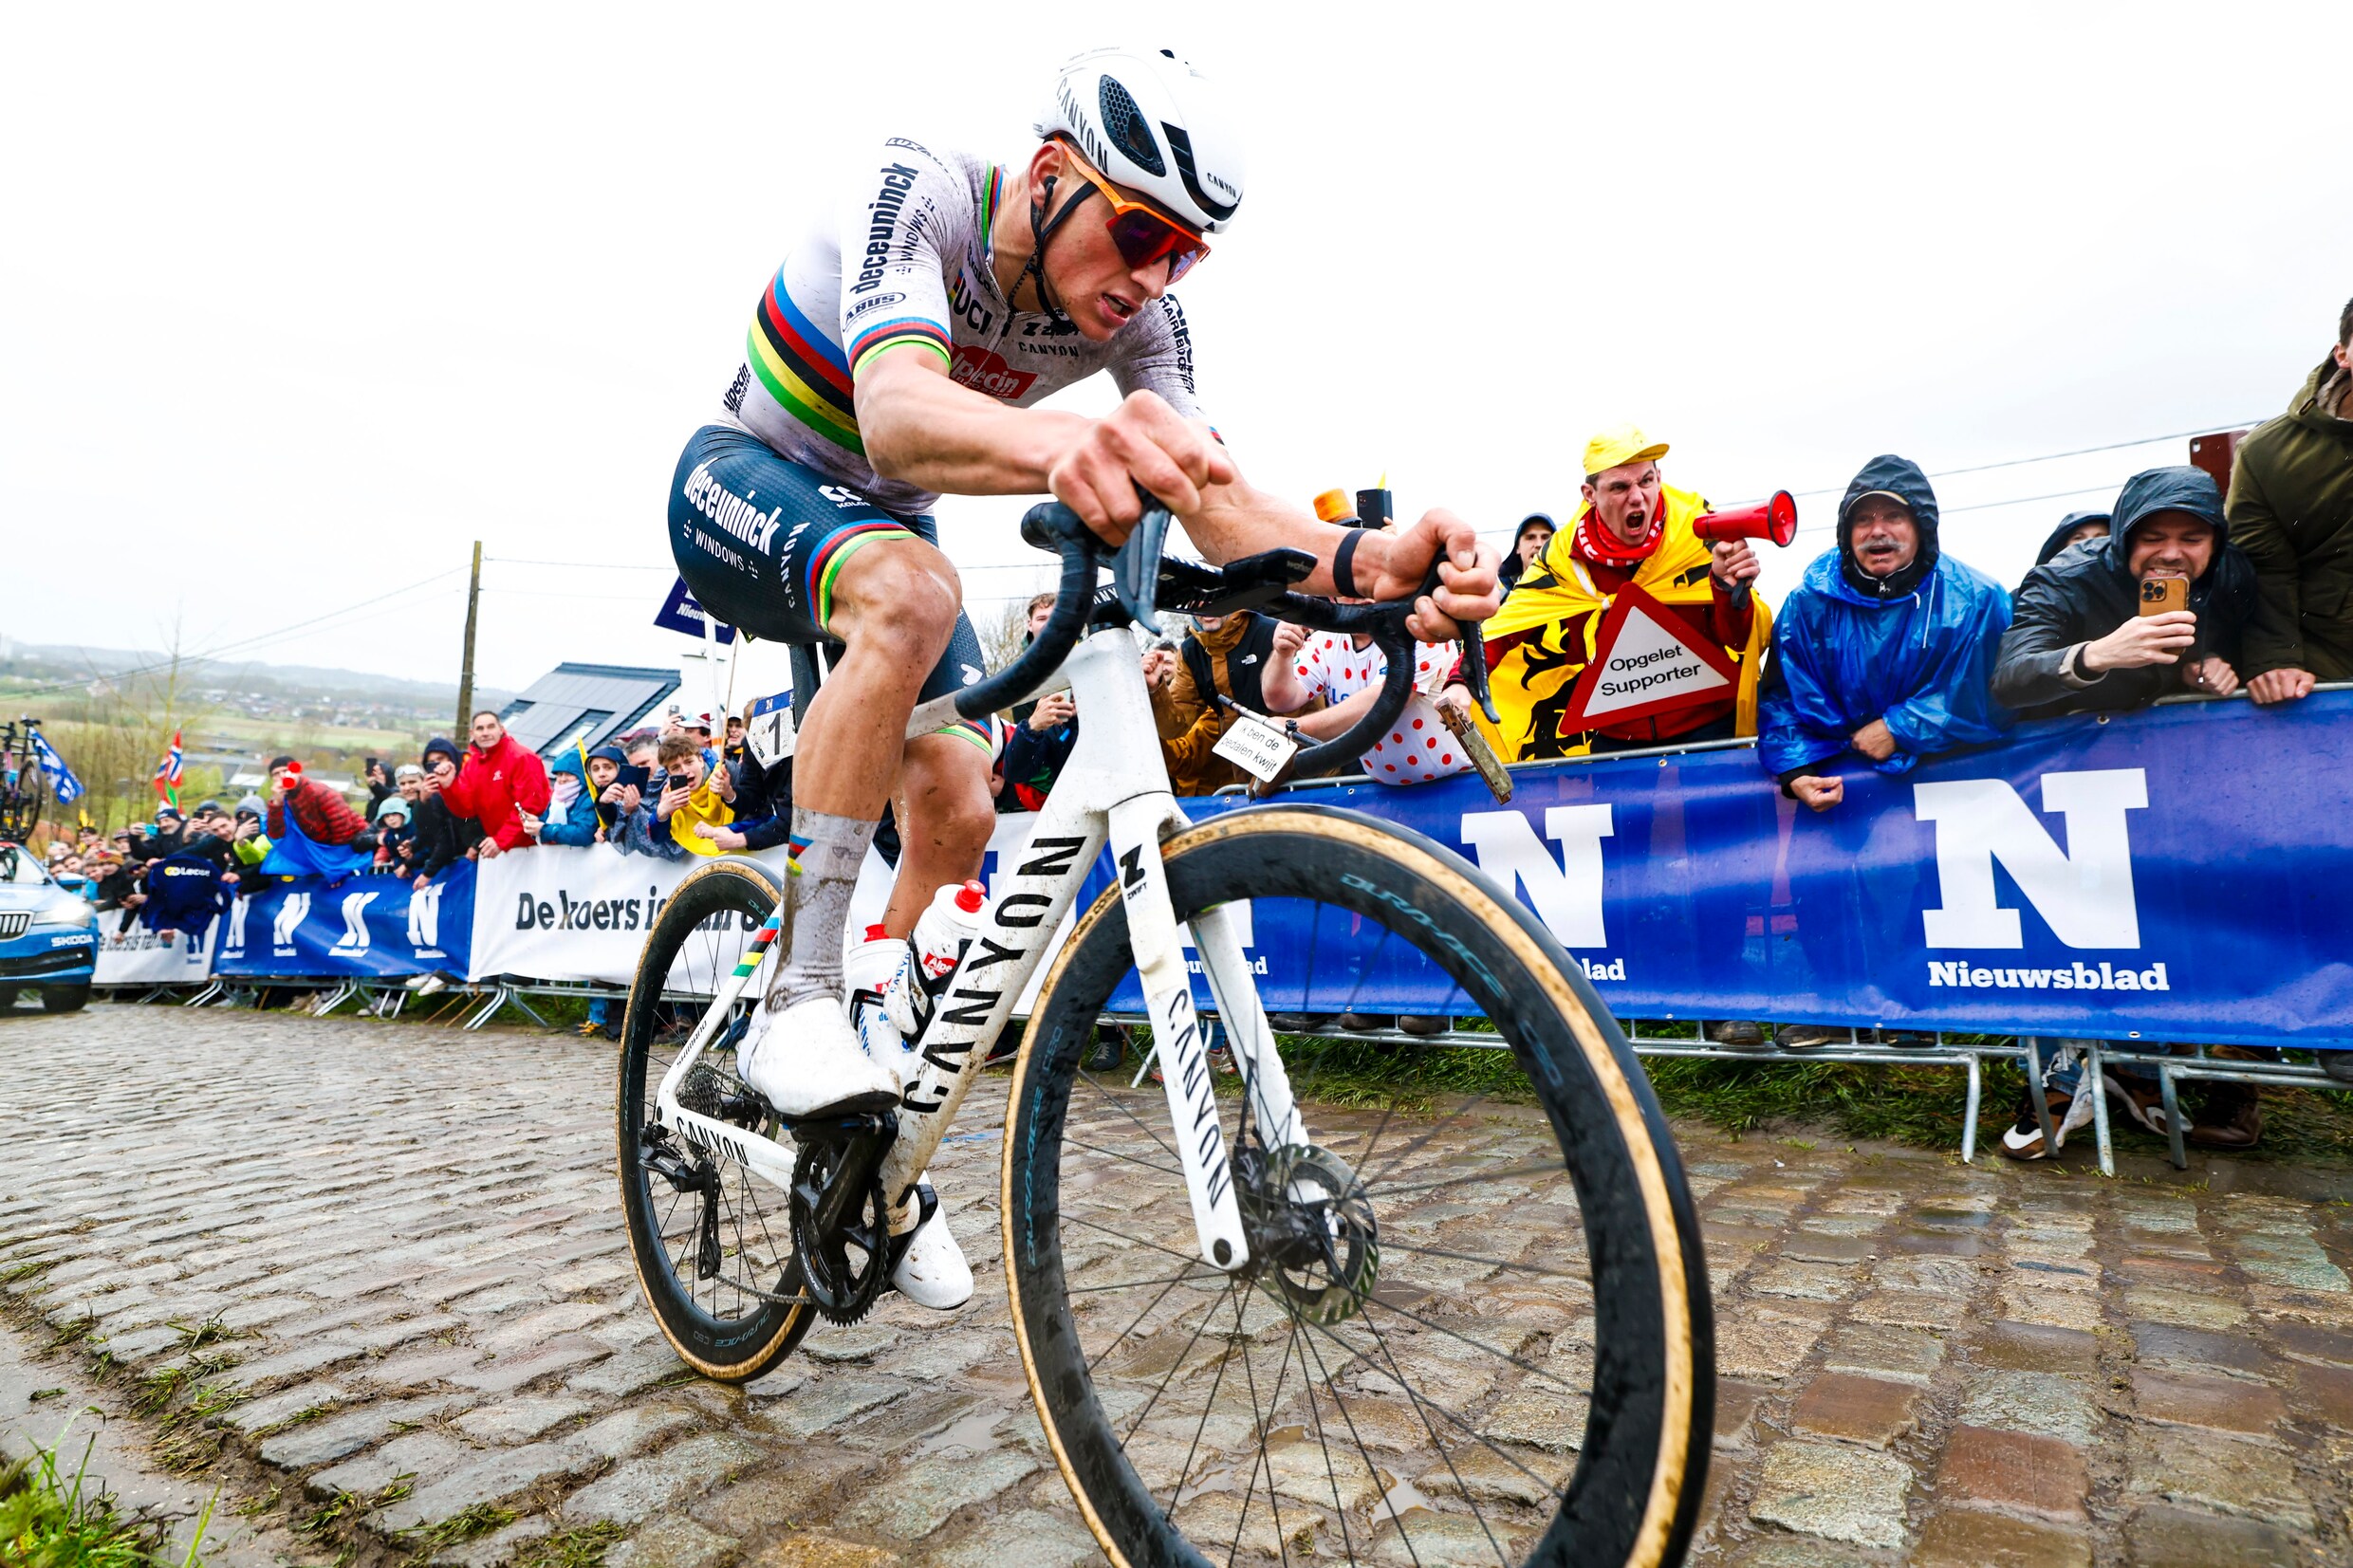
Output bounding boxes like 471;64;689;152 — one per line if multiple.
1992;467;2255;718
2029;510;2110;573
1992;465;2265;1151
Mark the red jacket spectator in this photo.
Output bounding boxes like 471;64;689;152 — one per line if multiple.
443;713;551;853
264;758;369;845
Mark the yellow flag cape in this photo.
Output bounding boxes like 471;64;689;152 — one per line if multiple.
1476;484;1772;761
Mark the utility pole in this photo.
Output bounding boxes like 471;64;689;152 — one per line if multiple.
454;540;482;734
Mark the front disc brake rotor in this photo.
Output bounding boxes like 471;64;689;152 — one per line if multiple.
1258;1145;1380;1324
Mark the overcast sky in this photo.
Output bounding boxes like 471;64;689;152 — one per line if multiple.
6;2;2347;703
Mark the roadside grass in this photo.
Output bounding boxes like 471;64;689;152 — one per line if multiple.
1232;1024;2353;1164
0;1421;213;1568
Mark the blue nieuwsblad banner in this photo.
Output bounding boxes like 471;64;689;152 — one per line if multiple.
213;861;474;979
1075;691;2353;1048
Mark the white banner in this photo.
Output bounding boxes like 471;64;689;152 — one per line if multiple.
464;816;1079;1010
93;917;217;986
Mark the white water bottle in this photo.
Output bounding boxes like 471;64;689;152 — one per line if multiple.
845;921;911;1066
885;879;987;1035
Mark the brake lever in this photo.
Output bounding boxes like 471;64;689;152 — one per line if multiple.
1112;493;1176;635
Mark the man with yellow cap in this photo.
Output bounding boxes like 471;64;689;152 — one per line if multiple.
1473;423;1771;760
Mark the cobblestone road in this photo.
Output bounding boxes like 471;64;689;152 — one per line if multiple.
4;1005;2351;1566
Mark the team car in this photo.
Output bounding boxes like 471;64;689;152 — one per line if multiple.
0;840;96;1012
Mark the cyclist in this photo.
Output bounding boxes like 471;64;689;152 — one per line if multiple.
667;46;1499;1308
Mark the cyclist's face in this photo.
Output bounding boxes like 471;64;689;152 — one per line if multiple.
1037;144;1181;343
1583;462;1662;545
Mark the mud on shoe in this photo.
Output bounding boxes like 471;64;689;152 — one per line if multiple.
891;1176;973;1310
737;994;900;1119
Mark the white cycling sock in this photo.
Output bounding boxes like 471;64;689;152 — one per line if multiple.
767;807;877;1012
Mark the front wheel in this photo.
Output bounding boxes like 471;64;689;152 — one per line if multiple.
619;857;811;1382
1002;803;1714;1568
41;985;89;1014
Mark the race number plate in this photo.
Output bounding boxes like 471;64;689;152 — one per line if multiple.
745;693;797;767
1213;711;1300;784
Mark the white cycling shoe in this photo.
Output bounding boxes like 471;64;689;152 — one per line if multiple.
736;994;900;1118
892;1177;973;1310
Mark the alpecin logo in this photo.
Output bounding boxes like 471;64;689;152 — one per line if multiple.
949;345;1037;401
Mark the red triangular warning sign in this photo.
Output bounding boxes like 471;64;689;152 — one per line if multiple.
1556;581;1741;733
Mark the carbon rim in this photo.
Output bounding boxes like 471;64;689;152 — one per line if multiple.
619;859;810;1378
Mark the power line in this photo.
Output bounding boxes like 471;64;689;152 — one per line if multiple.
7;569;467;698
1766;419;2264;503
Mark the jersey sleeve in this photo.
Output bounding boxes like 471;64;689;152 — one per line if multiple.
836;138;962;378
1111;294;1208;425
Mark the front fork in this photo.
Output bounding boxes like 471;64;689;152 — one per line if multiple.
1109;797;1304;1273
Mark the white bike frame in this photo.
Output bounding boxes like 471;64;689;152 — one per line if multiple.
651;624;1312;1273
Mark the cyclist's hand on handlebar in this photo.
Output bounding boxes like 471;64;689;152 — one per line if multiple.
1047;392;1236;544
1360;509;1502;642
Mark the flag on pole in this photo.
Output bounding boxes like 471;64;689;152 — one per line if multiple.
153;729;184;808
28;730;84;803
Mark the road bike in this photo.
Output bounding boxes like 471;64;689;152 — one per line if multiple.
618;505;1715;1567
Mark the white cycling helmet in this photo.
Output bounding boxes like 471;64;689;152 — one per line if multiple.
1036;47;1246;234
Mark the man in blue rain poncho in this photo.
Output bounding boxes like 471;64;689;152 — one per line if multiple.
1758;454;2013;812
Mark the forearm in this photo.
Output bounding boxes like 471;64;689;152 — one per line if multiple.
858;352;1090;494
1260;659;1311;713
1293;688;1378;741
1184;477;1364;586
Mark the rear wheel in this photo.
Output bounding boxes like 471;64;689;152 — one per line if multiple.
1002;804;1713;1568
619;858;811;1382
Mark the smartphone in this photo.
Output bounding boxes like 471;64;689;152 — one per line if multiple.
666;773;695;796
2138;578;2189;617
612;764;651;797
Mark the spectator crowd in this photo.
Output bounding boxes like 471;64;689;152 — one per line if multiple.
39;295;2353;1151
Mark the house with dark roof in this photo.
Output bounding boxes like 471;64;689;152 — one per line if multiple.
497;664;680;760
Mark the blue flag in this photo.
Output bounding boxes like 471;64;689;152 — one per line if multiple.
29;731;83;803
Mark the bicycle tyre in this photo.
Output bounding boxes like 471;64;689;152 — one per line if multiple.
620;857;812;1382
1001;803;1713;1568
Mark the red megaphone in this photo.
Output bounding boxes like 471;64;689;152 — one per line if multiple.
1692;490;1799;546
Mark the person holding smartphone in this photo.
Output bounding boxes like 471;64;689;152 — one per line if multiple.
1992;466;2256;720
614;732;736;860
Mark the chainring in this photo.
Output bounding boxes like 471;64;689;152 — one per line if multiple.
788;1138;893;1325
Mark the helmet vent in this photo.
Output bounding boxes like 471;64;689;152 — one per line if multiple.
1097;76;1166;176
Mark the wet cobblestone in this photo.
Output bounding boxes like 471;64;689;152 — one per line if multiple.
3;1005;2350;1564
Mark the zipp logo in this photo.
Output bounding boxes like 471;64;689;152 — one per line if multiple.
1915;768;2145;950
949;345;1037;401
329;890;380;959
271;893;313;955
